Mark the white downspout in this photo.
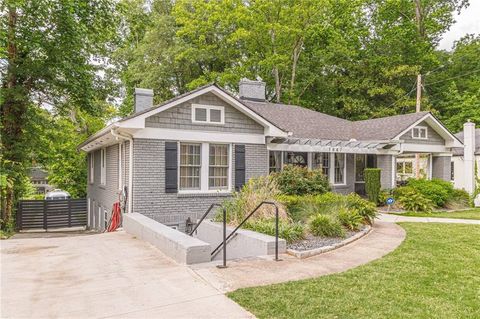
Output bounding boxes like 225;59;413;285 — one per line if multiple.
111;128;134;214
463;120;476;195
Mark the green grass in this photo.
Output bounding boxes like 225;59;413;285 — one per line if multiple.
228;223;480;319
391;208;480;220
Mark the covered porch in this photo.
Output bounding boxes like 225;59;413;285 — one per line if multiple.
267;137;452;195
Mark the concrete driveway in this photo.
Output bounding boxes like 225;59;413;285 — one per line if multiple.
0;231;252;319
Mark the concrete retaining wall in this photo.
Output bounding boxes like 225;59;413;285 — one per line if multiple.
123;213;211;264
194;220;286;261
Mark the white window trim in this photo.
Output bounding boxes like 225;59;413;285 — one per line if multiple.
191;104;225;125
177;142;232;194
100;148;106;186
411;126;428;140
331;153;347;186
89;153;94;184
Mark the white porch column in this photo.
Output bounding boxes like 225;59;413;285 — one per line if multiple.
464;121;476;195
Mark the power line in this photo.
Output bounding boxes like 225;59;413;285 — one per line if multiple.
424;69;480;86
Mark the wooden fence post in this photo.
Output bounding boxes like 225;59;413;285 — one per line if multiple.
43;200;48;231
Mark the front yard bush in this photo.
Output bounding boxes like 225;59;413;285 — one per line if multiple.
272;165;330;196
337;208;363;231
406;178;453;207
309;214;345;238
447;189;472;209
364;168;381;204
345;193;377;225
397;188;433;212
244;219;305;243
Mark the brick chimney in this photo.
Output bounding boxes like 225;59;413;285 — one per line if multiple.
239;79;266;101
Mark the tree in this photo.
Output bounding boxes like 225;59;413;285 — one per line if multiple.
0;0;119;229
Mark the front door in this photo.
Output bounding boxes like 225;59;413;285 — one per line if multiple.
354;154;376;195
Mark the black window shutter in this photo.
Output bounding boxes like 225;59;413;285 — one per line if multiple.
235;145;246;191
165;142;178;193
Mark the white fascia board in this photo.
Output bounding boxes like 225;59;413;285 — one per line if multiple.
267;142;399;155
118;85;287;137
392;113;463;147
133;128;266;144
389;143;451;153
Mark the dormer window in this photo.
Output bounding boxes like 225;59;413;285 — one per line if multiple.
192;104;224;124
412;126;428;139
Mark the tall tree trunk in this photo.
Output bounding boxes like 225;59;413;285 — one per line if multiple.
1;5;27;230
271;29;281;102
289;38;303;104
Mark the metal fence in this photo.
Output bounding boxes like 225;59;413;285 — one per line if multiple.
17;199;87;230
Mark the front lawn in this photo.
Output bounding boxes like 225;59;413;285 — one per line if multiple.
228;223;480;319
391;208;480;220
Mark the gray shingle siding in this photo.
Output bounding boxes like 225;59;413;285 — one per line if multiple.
145;92;264;134
399;120;445;145
131;138;268;231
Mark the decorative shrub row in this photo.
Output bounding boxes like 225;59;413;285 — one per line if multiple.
364;168;381;204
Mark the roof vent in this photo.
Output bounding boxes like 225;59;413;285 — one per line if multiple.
134;88;154;113
239;79;266;102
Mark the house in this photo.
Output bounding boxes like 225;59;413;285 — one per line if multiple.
79;79;463;231
452;121;480;205
28;167;52;195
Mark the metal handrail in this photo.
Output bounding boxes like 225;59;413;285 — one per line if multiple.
189;203;224;236
211;201;281;268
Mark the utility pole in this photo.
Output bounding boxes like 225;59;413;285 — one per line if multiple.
415;73;421;178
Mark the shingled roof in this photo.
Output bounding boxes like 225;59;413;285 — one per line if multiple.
452;128;480;156
242;99;431;141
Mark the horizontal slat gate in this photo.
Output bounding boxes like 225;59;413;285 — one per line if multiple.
17;199;87;230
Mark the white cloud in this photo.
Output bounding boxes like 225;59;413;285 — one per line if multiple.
438;0;480;51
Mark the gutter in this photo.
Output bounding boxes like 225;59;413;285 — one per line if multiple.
111;128;134;214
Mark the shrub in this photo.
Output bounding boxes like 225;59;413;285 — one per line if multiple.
446;189;472;209
309;214;345;238
398;189;433;212
364;168;381;204
345;193;377;225
292;192;345;222
406;178;454;207
244;219;305;243
392;186;415;199
272;165;330;196
215;176;288;224
275;194;304;220
337;208;363;231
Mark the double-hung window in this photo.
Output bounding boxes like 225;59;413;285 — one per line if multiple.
412;126;428;139
312;153;329;177
100;148;106;185
334;153;346;184
179;144;201;190
209;144;229;189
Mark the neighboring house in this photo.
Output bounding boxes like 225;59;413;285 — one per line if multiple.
28;167;52;195
452;122;479;204
79;79;463;231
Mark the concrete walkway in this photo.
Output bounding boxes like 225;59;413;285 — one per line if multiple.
378;213;480;224
1;231;253;319
190;221;405;292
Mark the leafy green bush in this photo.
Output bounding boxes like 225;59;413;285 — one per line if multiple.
309;214;345;238
446;189;472;209
364;168;381;204
378;189;393;206
345;193;377;225
244;219;305;243
398;189;433;212
337;208;363;231
406;178;454;207
272;165;330;196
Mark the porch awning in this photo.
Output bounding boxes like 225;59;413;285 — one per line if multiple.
268;137;400;154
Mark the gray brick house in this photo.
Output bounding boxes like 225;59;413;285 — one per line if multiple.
79;79;463;231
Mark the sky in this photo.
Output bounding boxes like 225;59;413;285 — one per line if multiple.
438;0;480;51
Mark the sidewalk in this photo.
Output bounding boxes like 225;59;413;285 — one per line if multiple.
378;213;480;224
191;221;405;292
